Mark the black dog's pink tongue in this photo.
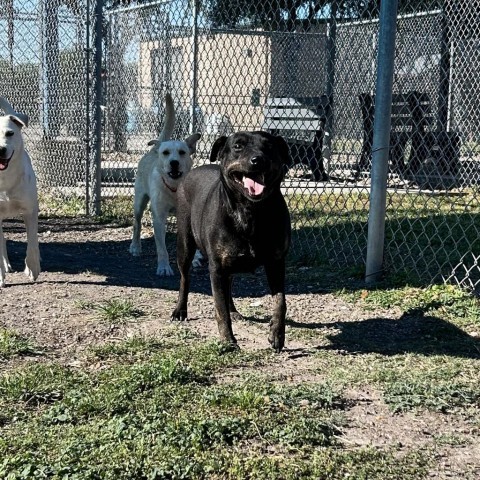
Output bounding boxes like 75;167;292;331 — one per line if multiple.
243;175;265;196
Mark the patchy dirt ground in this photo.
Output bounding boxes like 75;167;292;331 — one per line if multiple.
1;217;479;479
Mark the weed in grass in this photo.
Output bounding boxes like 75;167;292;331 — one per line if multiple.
0;363;87;406
0;329;39;359
93;298;144;323
88;336;164;360
383;379;480;413
434;432;471;447
98;196;135;226
38;191;85;217
73;299;96;310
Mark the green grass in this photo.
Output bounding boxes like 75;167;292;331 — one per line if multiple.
0;340;359;480
76;298;145;324
0;335;438;480
38;191;86;217
315;281;480;416
342;283;480;329
0;329;39;360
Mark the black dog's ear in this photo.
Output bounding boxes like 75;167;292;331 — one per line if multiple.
209;135;228;162
273;135;291;165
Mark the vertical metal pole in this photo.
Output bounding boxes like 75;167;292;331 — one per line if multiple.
189;0;199;133
85;0;103;216
323;0;337;171
85;0;91;215
92;0;103;215
438;1;452;132
365;0;399;284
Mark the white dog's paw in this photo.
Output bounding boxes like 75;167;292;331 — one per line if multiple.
25;250;40;281
192;250;204;269
129;242;142;256
156;262;174;277
24;262;40;281
2;259;12;273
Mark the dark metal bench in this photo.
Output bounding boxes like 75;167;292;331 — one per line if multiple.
357;91;460;187
357;91;435;176
263;96;330;181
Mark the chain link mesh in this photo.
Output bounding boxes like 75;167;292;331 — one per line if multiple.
2;0;480;289
0;0;103;215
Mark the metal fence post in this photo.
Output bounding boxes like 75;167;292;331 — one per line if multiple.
323;0;337;172
92;0;103;215
189;0;199;134
365;0;399;284
85;0;103;216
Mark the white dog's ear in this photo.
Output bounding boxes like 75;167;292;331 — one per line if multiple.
185;133;201;154
147;139;159;146
10;113;28;128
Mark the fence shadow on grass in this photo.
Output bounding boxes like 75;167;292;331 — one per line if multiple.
291;209;480;290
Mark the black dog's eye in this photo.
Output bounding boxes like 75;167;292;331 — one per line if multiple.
5;131;14;137
233;143;243;151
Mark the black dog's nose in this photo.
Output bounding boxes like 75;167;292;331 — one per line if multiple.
170;160;180;170
250;156;264;167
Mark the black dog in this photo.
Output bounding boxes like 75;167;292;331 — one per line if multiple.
171;131;291;351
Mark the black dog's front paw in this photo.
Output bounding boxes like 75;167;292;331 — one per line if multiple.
268;325;285;353
268;334;285;353
171;308;188;321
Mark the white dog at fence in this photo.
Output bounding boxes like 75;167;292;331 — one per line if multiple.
0;97;40;287
129;93;201;276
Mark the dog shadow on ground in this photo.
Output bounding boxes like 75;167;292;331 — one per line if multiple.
6;232;271;296
320;310;480;359
4;218;329;296
246;309;480;359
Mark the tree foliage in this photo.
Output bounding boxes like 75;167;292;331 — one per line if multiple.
199;0;442;30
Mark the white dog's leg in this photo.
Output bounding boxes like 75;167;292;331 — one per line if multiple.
0;223;9;287
23;211;40;281
129;193;149;256
0;223;12;271
151;207;174;276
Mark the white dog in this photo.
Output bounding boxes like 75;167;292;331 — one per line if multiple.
129;93;201;276
0;97;40;287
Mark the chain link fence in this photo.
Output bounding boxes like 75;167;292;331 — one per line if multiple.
1;0;480;289
0;0;102;213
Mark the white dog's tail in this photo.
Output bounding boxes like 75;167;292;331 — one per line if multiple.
158;93;175;143
0;96;29;127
